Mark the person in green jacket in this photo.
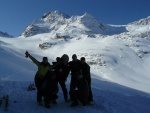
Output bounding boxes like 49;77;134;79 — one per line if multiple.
25;51;53;106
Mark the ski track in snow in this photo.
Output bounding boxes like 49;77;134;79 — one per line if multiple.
0;79;150;113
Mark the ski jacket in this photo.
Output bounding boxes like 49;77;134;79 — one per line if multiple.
55;62;70;81
69;60;81;76
28;54;52;78
80;63;91;81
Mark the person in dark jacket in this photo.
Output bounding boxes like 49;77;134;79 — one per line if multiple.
70;71;89;107
25;51;53;106
42;70;59;108
54;55;70;102
52;57;62;65
80;57;93;105
69;54;82;100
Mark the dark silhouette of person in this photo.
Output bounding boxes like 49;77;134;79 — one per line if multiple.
80;57;93;105
68;54;82;100
42;70;58;108
25;51;53;106
70;71;89;107
54;55;70;102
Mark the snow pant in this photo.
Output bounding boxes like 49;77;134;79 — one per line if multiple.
58;79;68;100
69;77;78;100
34;77;45;102
43;91;58;104
72;90;87;105
87;79;93;101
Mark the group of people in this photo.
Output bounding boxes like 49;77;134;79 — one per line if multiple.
25;51;93;108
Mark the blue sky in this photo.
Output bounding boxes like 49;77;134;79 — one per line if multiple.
0;0;150;36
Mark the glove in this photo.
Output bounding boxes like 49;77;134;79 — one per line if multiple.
25;51;29;58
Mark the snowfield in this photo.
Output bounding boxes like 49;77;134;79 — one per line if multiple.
0;11;150;113
1;34;150;113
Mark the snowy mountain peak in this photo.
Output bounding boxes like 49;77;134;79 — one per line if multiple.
22;10;144;38
129;16;150;25
21;10;71;37
81;12;95;19
79;12;106;31
42;10;70;22
0;31;13;38
21;10;108;37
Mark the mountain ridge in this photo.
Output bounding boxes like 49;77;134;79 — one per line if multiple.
21;10;125;37
20;10;150;39
0;31;13;38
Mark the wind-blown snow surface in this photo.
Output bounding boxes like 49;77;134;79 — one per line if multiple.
1;32;150;113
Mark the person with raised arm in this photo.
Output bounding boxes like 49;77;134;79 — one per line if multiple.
25;51;53;107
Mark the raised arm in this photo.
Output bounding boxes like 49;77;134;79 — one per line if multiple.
25;51;40;66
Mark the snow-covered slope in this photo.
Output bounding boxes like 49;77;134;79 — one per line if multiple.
129;16;150;25
126;16;150;40
1;35;150;113
1;11;150;113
